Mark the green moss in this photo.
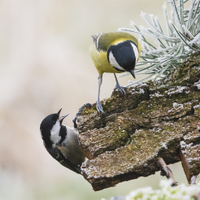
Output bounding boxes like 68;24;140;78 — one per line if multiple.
117;129;126;137
78;52;200;189
101;99;113;113
81;106;96;115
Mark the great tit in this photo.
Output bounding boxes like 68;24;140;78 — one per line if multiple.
40;108;86;174
90;32;141;113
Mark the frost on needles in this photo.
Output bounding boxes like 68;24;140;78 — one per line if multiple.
119;0;200;86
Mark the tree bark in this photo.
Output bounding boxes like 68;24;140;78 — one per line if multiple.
77;52;200;191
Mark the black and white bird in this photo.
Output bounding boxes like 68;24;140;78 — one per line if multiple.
40;108;86;174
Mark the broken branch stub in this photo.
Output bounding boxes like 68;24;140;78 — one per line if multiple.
157;157;177;186
77;52;200;191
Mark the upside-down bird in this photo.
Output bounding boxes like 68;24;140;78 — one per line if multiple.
40;107;87;174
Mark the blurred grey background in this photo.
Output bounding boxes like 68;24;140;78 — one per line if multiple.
0;0;187;199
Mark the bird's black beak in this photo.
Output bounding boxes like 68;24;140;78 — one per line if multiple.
57;108;62;116
59;113;69;123
130;70;136;79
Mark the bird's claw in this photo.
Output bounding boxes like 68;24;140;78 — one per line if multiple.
73;103;91;128
114;85;126;95
96;100;105;113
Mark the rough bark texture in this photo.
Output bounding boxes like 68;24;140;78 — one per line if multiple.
77;52;200;191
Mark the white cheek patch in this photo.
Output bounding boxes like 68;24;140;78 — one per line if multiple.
108;51;125;71
131;43;139;62
50;120;61;145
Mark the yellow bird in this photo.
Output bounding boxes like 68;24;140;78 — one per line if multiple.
90;31;141;113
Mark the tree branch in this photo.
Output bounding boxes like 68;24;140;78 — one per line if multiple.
77;52;200;191
157;157;177;186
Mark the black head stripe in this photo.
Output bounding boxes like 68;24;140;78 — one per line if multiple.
42;134;52;149
40;113;59;149
58;126;67;145
108;40;137;72
113;66;124;72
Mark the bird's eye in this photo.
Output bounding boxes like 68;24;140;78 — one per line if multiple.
52;115;58;125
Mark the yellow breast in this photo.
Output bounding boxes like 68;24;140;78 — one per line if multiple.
90;43;122;75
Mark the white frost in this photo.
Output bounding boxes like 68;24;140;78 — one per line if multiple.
166;86;187;95
188;33;200;47
194;80;200;90
161;142;168;149
139;88;145;94
173;102;183;110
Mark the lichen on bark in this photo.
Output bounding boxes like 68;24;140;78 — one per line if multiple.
77;52;200;191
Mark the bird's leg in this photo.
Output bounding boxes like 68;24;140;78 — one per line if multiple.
73;103;91;128
114;73;126;95
96;74;104;113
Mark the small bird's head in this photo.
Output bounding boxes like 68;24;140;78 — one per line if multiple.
40;109;69;148
107;40;139;78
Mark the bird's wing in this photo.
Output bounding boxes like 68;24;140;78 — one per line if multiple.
92;32;103;51
45;146;81;174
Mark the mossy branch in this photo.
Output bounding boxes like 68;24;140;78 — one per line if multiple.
77;52;200;191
